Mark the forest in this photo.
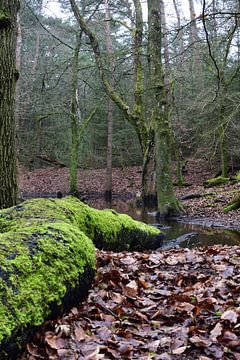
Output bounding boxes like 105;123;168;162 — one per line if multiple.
0;0;240;359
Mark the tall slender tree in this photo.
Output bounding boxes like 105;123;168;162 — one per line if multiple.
148;0;181;217
104;0;114;202
0;0;19;208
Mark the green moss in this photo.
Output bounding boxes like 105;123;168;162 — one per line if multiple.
0;197;162;349
1;196;161;250
0;8;10;29
224;196;240;213
0;198;97;346
203;176;229;188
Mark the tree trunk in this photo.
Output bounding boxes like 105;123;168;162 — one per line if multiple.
188;0;203;88
0;196;163;358
15;12;21;139
104;0;114;202
69;0;156;203
148;0;181;217
0;0;19;209
142;128;156;205
219;84;228;178
70;33;81;193
172;0;185;186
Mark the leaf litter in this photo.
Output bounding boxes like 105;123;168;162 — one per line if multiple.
20;245;240;359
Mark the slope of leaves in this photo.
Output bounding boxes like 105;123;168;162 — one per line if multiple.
21;245;240;360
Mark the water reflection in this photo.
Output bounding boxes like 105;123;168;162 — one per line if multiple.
88;198;240;248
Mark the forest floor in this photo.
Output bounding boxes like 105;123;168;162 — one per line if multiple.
18;158;240;230
18;159;240;360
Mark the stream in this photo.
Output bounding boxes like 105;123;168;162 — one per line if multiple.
89;198;240;248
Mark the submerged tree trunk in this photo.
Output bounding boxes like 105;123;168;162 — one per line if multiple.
148;0;181;217
0;0;19;209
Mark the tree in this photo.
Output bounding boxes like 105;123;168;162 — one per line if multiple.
0;0;19;208
104;0;114;202
69;0;155;204
202;0;240;176
148;0;181;217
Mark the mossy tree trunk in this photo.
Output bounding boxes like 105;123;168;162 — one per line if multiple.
0;196;163;358
0;0;19;209
148;0;181;217
69;0;156;203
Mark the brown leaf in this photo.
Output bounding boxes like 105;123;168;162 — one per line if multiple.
172;345;187;354
165;256;179;266
57;349;75;360
45;335;66;350
221;309;238;324
74;324;86;342
158;353;172;360
138;277;150;289
96;327;112;340
120;256;136;265
111;292;124;304
189;335;212;347
118;343;133;355
123;280;138;297
27;343;45;358
210;322;223;341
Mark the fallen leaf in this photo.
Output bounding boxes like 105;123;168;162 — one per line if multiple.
123;280;138;297
45;335;66;350
172;345;187;354
221;309;238;324
189;335;212;347
210;322;222;341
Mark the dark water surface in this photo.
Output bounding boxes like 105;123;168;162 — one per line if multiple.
90;198;240;248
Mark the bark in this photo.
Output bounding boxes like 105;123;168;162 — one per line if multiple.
70;32;81;193
104;0;114;202
15;12;21;135
31;0;43;167
148;0;181;217
0;0;19;209
172;0;185;186
188;0;203;87
219;85;228;178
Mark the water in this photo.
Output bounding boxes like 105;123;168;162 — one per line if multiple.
89;198;240;248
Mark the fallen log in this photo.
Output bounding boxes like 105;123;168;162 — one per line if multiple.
36;155;67;167
181;192;215;201
203;176;229;188
224;195;240;213
0;197;162;359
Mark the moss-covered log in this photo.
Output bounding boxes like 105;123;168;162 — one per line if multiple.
0;196;162;358
224;195;240;213
203;176;229;188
